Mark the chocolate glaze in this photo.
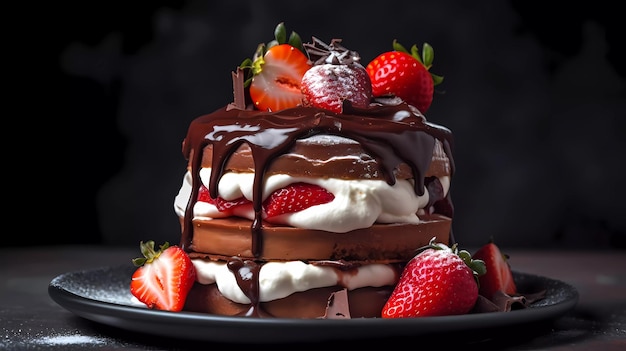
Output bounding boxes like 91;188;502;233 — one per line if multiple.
180;101;454;256
178;88;455;317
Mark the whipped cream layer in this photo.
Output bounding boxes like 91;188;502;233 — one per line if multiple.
174;170;450;233
192;258;398;304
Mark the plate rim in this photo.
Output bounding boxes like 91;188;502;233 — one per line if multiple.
48;265;579;343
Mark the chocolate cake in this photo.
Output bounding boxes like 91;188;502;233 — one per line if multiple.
165;23;453;318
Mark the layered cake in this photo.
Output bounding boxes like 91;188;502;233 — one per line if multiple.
170;24;455;318
131;23;524;319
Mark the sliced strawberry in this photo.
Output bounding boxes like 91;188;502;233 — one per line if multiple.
248;44;311;111
366;41;443;114
213;196;251;211
382;239;484;318
472;240;517;300
263;182;335;218
197;184;251;212
130;241;196;312
197;183;212;203
198;182;333;217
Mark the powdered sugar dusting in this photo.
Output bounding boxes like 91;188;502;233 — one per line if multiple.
301;63;372;112
34;334;107;346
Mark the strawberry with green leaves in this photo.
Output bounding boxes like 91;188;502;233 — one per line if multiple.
366;41;443;114
382;238;485;318
240;22;312;111
300;37;372;113
472;239;517;300
130;241;196;312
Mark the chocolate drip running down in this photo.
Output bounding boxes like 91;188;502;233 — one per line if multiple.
226;258;272;317
180;98;454;257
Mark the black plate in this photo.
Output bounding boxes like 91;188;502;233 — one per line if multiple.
48;265;578;344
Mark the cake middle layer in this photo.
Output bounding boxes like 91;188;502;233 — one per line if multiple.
186;215;452;262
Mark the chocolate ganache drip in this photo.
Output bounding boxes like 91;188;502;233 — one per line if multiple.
180;100;454;256
226;258;271;317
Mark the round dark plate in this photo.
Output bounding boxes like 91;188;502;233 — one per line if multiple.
48;265;578;344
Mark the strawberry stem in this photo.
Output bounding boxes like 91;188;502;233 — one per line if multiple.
420;237;486;282
132;241;169;267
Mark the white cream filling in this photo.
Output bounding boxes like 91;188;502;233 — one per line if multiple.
174;170;449;233
192;259;398;303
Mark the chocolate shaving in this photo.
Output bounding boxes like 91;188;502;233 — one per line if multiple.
492;290;529;311
472;295;502;313
322;289;351;319
303;37;361;66
229;67;246;110
471;289;547;313
519;289;548;304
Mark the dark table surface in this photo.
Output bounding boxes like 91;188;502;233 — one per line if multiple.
1;245;625;350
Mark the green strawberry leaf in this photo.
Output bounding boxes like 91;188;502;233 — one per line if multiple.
431;73;444;86
392;39;408;53
274;22;287;44
288;31;304;52
422;43;434;68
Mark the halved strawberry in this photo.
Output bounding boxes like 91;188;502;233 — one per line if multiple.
240;23;312;111
248;44;311;111
472;239;517;300
130;241;196;312
366;41;443;114
263;182;335;218
197;184;251;212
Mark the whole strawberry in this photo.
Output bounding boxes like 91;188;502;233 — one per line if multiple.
130;241;196;312
366;41;443;114
382;238;485;318
301;37;372;113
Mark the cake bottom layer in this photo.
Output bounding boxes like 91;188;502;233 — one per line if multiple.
184;283;393;319
185;214;452;262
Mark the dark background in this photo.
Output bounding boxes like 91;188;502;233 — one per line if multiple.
17;0;625;249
